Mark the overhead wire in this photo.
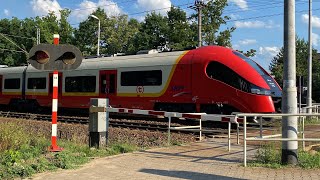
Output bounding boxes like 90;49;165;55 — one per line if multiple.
0;33;28;54
1;0;319;42
0;48;26;53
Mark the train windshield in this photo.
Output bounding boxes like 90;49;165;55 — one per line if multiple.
206;61;271;96
233;51;267;76
233;51;282;98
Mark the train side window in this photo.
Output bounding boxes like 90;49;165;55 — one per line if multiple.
4;78;20;89
121;70;162;86
65;76;96;92
27;78;46;89
206;61;250;93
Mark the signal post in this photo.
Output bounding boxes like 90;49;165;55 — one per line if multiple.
28;34;83;152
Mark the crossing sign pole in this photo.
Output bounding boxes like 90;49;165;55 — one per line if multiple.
27;34;83;152
50;34;62;152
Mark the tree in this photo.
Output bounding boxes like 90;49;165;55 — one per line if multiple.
167;6;196;50
35;12;59;44
74;8;106;56
125;18;141;54
58;9;74;44
269;37;320;101
0;10;74;66
237;49;256;57
102;15;140;55
75;8;140;56
190;0;236;47
0;18;30;66
131;12;169;52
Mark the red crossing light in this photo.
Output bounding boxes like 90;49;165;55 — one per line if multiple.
35;51;50;64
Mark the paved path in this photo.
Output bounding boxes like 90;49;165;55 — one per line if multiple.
32;139;320;180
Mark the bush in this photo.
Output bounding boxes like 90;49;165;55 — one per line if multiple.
0;122;31;151
299;151;320;169
250;143;282;168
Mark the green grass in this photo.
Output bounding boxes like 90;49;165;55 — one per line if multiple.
0;122;138;179
248;143;320;169
303;117;320;125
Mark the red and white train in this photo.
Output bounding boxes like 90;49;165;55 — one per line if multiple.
0;46;281;114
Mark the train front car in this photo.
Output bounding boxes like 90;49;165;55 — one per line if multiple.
193;46;281;114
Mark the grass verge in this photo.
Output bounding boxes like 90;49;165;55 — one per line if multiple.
0;121;138;179
248;143;320;169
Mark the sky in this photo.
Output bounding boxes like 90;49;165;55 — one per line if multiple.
0;0;319;71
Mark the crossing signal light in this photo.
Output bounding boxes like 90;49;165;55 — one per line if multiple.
28;44;83;70
34;50;50;64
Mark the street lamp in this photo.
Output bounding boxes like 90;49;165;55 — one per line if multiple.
90;14;100;56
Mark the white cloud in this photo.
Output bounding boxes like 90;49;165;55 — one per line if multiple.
239;39;257;45
136;0;171;15
229;13;241;20
71;0;123;22
313;33;319;46
235;20;279;29
258;46;280;57
228;0;248;10
235;21;264;28
252;46;280;70
4;9;9;16
30;0;62;19
301;14;320;28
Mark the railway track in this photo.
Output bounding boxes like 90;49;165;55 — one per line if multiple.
0;111;238;135
0;110;272;136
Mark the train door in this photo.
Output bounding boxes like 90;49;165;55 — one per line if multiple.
0;75;2;96
99;70;117;99
49;72;62;99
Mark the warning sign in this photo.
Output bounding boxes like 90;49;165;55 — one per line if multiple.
136;86;144;93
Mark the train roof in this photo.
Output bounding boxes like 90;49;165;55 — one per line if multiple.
0;66;27;74
78;50;189;70
0;46;236;74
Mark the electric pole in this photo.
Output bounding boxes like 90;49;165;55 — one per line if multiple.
282;0;298;165
307;0;313;113
189;0;206;47
36;28;40;45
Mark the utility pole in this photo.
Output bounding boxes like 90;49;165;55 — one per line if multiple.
307;0;313;113
90;15;100;56
282;0;298;165
189;0;206;47
36;28;40;45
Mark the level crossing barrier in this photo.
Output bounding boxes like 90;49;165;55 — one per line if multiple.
89;98;243;150
105;107;242;151
236;112;320;167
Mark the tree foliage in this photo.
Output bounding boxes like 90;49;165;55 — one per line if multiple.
269;37;320;102
0;1;240;66
190;0;235;47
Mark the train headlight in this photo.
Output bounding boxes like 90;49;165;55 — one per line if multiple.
251;88;260;94
251;88;271;95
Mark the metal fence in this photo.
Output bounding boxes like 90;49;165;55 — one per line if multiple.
237;105;320;167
